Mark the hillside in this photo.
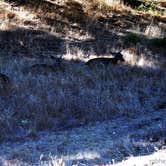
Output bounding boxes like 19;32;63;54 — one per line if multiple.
0;0;166;165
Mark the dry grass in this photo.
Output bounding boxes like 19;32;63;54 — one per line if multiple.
0;43;166;140
0;2;165;164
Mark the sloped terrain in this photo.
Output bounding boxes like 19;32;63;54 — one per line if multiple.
0;110;166;165
0;0;166;165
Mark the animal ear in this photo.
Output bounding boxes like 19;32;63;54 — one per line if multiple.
119;49;123;53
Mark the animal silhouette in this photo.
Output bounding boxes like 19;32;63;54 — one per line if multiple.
86;52;125;67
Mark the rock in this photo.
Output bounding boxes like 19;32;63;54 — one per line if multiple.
0;73;11;96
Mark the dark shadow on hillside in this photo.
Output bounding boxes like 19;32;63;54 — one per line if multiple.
0;1;166;164
0;111;166;165
3;0;124;56
122;32;166;56
4;0;166;58
0;25;165;137
0;28;66;58
0;26;166;165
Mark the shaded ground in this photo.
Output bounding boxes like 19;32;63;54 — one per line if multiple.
0;110;166;165
1;0;166;57
0;0;166;165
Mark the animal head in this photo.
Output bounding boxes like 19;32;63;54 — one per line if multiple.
115;52;125;62
110;52;125;62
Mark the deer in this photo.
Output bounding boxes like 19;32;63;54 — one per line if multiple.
86;51;125;68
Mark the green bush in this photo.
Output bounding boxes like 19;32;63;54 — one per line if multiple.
123;32;141;45
137;1;156;11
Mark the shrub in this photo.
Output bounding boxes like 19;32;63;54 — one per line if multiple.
123;32;141;45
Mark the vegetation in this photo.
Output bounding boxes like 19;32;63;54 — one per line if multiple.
123;32;141;45
0;0;165;165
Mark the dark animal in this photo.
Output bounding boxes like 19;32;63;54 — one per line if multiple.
86;52;125;67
